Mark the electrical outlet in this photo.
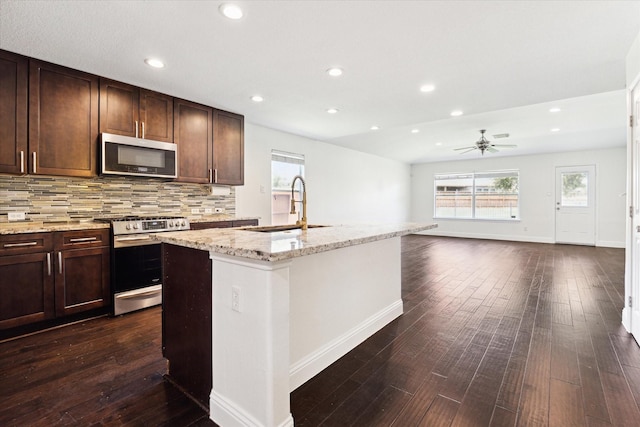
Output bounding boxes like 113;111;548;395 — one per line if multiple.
8;212;26;221
214;207;224;213
191;208;199;214
204;208;213;214
231;286;241;312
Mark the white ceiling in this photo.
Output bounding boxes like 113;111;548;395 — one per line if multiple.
1;0;638;164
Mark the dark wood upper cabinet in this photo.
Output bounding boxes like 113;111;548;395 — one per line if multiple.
174;98;213;183
100;78;173;143
213;109;244;185
0;50;28;175
29;60;99;177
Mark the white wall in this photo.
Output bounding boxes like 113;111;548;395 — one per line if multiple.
410;147;626;247
236;123;411;225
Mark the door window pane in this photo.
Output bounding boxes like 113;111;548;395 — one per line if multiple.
561;172;588;207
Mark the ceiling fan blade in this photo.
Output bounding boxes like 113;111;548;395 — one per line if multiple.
458;147;477;154
487;147;499;153
454;146;477;151
492;144;517;148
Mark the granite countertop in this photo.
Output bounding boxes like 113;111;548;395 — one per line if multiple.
153;222;438;262
0;216;260;235
0;220;110;235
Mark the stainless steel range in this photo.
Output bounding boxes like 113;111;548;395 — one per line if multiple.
96;216;190;315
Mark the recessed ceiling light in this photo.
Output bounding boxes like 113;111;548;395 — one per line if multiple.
370;125;380;131
411;129;420;134
450;110;463;117
219;3;243;19
144;58;165;69
420;84;435;93
549;107;561;113
326;108;339;114
435;142;443;146
250;95;264;102
551;128;560;132
327;67;343;77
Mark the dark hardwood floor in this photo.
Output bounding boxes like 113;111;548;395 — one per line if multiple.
2;236;639;426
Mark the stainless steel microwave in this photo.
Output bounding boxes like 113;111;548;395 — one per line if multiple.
101;133;177;178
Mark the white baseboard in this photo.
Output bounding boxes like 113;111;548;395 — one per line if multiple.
416;229;554;244
622;307;632;333
416;230;626;249
289;299;403;391
596;240;626;248
210;390;294;427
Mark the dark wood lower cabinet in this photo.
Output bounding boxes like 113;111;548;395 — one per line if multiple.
0;252;55;329
162;243;212;407
55;246;110;317
0;229;110;335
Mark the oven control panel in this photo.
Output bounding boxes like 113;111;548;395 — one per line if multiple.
111;217;190;235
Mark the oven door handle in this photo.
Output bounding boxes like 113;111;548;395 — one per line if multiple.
119;289;162;299
116;235;153;242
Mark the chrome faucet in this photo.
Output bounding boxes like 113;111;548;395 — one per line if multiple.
290;175;307;230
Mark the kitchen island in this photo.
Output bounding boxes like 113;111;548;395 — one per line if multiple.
155;222;437;427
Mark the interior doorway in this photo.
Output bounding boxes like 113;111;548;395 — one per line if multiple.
271;150;305;226
555;165;596;245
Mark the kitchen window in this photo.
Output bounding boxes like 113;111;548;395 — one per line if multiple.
271;150;305;225
434;170;519;220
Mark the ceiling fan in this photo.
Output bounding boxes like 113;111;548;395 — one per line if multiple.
454;129;517;155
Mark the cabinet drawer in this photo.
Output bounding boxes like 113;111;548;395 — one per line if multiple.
54;229;110;250
233;219;258;227
0;233;53;256
190;221;234;230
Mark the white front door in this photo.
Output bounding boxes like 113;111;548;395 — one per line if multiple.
555;165;596;245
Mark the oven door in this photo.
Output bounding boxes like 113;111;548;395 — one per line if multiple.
112;235;162;315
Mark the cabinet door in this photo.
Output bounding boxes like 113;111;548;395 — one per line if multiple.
29;60;99;177
99;79;140;138
175;99;213;183
0;252;55;329
140;89;173;142
0;50;28;175
213;110;244;185
55;246;110;317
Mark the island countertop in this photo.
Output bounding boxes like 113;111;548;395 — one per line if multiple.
152;222;437;262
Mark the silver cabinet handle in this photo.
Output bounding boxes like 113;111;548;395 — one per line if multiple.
69;237;97;243
135;120;139;138
214;168;218;183
3;241;38;248
209;169;213;184
32;152;37;173
47;252;51;276
20;151;24;173
141;121;145;139
58;252;62;275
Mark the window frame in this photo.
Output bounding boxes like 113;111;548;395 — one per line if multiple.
433;169;520;221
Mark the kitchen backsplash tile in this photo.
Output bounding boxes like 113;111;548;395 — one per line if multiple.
0;175;235;221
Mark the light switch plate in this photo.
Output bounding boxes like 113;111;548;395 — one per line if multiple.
8;212;26;221
204;208;213;214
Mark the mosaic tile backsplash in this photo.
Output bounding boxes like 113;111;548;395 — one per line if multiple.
0;175;235;222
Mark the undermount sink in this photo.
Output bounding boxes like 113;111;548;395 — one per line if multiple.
241;224;329;233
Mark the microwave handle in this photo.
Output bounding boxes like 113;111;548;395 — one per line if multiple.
135;120;139;138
